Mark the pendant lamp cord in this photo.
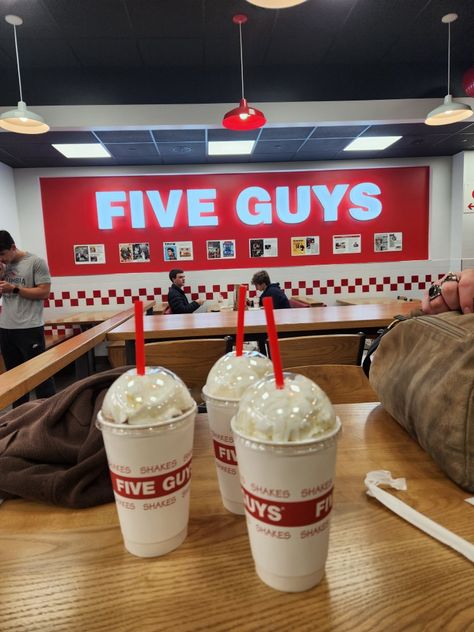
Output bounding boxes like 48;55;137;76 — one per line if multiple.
446;20;451;95
239;22;245;100
12;24;24;102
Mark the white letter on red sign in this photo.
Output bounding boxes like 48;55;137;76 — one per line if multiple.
147;190;182;228
349;182;382;220
312;184;349;222
236;187;272;225
276;186;311;224
96;191;126;229
187;189;218;226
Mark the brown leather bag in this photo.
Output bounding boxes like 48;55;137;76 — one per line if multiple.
369;311;474;492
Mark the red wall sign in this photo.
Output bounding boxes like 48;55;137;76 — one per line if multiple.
40;166;429;276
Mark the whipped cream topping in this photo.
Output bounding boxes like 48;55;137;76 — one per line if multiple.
101;367;195;425
232;373;337;442
204;351;273;399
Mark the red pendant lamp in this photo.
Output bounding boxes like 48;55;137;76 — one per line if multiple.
222;15;266;131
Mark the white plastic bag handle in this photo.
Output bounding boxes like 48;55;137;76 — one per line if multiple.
365;470;474;564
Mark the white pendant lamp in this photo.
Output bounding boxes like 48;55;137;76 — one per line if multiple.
0;15;49;134
246;0;308;8
425;13;473;126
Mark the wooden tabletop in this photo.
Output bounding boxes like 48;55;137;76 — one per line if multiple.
45;301;156;327
107;302;419;342
46;309;121;325
336;297;422;306
295;294;326;306
1;404;472;631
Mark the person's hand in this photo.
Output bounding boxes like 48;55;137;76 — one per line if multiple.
197;298;205;306
422;270;474;315
0;280;14;294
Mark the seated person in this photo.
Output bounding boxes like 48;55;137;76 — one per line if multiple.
251;270;290;309
167;269;205;314
421;269;474;315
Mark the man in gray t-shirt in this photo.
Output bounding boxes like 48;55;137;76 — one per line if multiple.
0;230;56;407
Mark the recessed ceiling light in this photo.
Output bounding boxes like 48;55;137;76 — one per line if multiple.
343;136;402;151
208;140;255;156
52;143;111;158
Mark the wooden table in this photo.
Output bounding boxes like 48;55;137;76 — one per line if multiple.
45;302;155;374
1;404;472;631
107;302;419;363
336;297;422;306
45;302;155;329
45;309;121;326
295;294;326;306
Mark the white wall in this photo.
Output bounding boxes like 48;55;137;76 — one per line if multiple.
12;154;456;313
0;163;20;242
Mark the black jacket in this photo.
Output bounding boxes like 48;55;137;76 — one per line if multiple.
258;283;290;309
167;284;200;314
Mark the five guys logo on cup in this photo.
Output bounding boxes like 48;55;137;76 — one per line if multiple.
110;459;192;500
242;487;333;527
213;439;238;466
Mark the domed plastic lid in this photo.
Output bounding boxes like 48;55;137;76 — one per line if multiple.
101;367;195;425
232;372;337;443
203;350;273;400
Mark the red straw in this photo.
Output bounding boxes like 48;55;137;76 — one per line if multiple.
235;284;247;356
134;300;145;375
262;296;284;389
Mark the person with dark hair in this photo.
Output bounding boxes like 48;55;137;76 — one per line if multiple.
251;270;290;309
167;268;204;314
0;230;56;407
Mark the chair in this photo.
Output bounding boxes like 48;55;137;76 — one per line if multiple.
285;364;378;404
272;333;365;368
144;337;233;402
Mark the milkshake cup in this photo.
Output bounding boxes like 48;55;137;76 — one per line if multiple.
96;367;197;558
202;350;273;515
231;372;341;592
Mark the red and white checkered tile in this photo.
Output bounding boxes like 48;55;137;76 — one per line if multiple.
44;273;437;309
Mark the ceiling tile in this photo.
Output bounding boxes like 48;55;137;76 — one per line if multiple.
259;127;314;141
96;130;154;143
152;130;205;143
310;126;368;139
253;140;301;155
156;143;206;158
105;143;158;158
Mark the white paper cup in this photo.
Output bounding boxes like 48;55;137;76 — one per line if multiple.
202;385;244;515
96;405;196;557
232;418;341;592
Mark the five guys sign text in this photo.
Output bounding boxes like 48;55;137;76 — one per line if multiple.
40;166;429;276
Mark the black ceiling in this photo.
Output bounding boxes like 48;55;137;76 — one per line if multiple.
0;0;473;168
